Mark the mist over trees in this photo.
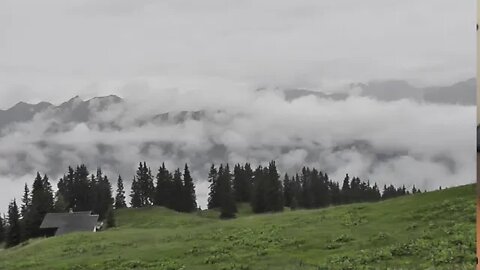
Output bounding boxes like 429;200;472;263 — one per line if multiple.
0;160;421;248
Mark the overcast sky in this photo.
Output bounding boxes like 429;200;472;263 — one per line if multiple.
0;0;476;212
0;0;475;108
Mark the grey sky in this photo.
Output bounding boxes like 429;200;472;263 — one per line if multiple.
0;0;475;108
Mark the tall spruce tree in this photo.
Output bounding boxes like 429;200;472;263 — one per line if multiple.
218;164;236;218
341;174;351;204
24;173;54;238
135;162;155;207
251;166;267;213
207;164;220;209
57;167;75;209
74;165;91;211
154;163;173;207
6;200;21;248
283;173;293;207
233;164;252;202
53;192;68;213
114;175;127;209
265;161;283;212
96;174;113;220
172;168;184;212
182;164;197;212
20;183;30;218
300;167;313;208
130;177;142;208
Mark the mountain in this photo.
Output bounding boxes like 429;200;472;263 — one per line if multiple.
0;101;53;131
0;184;474;269
0;77;473;132
0;95;123;133
354;78;475;105
283;89;349;102
423;78;476;105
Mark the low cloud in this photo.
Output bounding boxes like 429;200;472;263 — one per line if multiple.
0;86;474;212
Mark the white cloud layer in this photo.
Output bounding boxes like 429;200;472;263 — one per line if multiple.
0;90;475;212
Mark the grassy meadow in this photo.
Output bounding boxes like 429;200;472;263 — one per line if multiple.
0;184;475;270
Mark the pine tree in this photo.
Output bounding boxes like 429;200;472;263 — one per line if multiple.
6;200;21;248
53;192;68;213
135;162;155;207
341;174;351;204
251;166;267;213
283;173;293;207
24;173;54;238
57;167;75;209
182;164;197;212
265;161;283;212
299;167;313;208
96;174;113;220
207;164;220;209
114;175;127;209
20;183;30;218
218;164;236;219
233;164;252;202
154;163;173;207
130;177;142;208
172;168;184;212
42;174;55;211
74;165;91;211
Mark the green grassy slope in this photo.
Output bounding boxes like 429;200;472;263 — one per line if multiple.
0;184;475;270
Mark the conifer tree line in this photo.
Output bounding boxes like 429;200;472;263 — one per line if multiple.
130;162;197;213
0;160;423;248
1;166;119;248
207;161;422;218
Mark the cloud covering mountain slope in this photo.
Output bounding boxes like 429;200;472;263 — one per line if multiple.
0;81;474;211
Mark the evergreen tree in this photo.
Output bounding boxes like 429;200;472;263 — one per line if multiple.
6;200;21;248
96;174;113;220
207;164;220;209
88;172;99;214
265;161;283;212
20;183;30;218
299;167;313;208
283;173;293;207
154;163;173;207
251;166;267;213
172;168;184;212
218;164;236;219
24;173;54;238
42;174;55;211
371;183;382;201
328;180;341;205
74;165;91;211
57;167;75;209
53;192;68;213
135;162;155;207
233;164;252;202
182;164;197;212
130;177;142;208
341;174;351;204
114;175;127;209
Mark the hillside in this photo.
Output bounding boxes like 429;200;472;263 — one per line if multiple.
0;184;475;270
